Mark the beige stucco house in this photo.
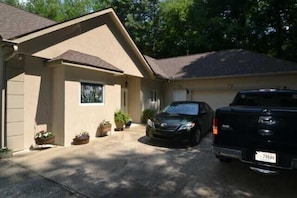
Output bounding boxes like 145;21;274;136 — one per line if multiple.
1;3;297;151
0;3;163;151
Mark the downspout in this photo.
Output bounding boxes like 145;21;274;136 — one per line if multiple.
0;38;18;148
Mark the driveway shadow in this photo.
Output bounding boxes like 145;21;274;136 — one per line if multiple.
138;131;213;150
138;136;193;149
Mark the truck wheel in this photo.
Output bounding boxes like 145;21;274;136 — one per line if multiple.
190;128;201;146
218;156;232;163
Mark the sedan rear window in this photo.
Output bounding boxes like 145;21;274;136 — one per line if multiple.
163;103;199;115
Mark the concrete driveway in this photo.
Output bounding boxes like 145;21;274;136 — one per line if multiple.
1;124;297;198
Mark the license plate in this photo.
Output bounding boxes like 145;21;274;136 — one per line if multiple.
255;151;276;163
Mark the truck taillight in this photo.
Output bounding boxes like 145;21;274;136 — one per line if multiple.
213;118;218;135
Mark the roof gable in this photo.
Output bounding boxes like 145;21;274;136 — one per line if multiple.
0;3;56;39
152;49;297;79
2;6;154;79
48;50;123;74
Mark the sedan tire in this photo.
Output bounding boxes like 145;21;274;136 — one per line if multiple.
190;128;201;146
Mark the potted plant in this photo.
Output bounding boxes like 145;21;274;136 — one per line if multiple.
73;131;90;145
114;110;130;131
34;130;55;145
125;117;132;128
98;120;112;137
0;147;13;158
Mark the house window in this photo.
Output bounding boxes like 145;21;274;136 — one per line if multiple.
81;82;104;104
151;90;157;102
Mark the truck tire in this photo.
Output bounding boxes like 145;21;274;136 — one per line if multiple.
217;156;232;163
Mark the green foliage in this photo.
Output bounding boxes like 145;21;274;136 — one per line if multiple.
0;0;22;7
2;0;297;62
76;131;90;138
100;120;111;126
34;130;53;139
142;109;156;124
110;0;160;56
24;0;63;22
0;147;12;153
114;110;130;124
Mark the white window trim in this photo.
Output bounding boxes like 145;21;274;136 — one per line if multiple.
151;89;157;103
80;81;105;106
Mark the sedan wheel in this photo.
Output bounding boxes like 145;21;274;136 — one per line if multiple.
190;128;201;146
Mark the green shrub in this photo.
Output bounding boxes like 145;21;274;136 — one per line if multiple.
142;109;156;123
114;110;130;124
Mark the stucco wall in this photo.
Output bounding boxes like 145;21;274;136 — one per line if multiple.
32;21;147;78
125;76;141;123
63;66;122;146
52;66;65;145
24;56;53;149
20;56;136;148
6;58;24;151
141;78;164;115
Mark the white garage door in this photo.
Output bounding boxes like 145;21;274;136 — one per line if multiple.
173;90;187;101
192;90;238;110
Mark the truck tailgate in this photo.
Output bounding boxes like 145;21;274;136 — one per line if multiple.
214;107;297;168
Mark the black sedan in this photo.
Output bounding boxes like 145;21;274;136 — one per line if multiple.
146;101;214;146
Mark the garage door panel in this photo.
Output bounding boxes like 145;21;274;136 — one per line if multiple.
192;90;237;110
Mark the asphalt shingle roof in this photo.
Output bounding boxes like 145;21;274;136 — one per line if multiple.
0;2;56;39
150;49;297;79
144;55;169;79
49;50;123;73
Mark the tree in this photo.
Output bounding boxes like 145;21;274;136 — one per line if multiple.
62;0;93;21
152;0;198;57
2;0;297;62
108;0;160;56
157;0;297;61
25;0;65;22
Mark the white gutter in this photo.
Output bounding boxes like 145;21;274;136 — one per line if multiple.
47;61;124;76
4;45;18;61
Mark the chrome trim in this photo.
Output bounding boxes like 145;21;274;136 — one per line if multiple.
249;167;279;175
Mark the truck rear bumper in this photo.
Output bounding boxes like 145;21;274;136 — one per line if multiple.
212;146;242;160
212;145;297;170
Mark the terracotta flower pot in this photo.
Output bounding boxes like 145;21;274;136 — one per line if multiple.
73;136;89;145
115;122;124;131
98;124;112;137
35;136;55;145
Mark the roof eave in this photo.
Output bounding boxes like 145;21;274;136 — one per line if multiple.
171;71;297;81
11;8;115;44
47;60;124;76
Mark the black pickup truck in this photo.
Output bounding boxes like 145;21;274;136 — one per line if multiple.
212;89;297;173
